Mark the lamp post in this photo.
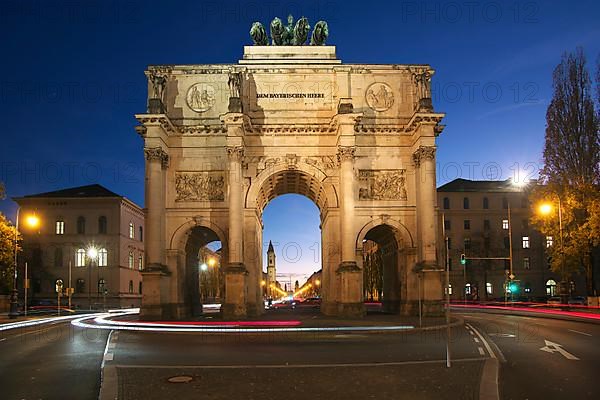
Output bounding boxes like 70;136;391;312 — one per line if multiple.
9;209;40;319
87;247;98;310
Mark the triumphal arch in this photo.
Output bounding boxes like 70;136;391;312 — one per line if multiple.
136;18;445;319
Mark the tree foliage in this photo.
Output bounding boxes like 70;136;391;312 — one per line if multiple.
531;48;600;295
0;213;20;293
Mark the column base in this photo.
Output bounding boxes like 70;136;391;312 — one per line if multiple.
400;300;444;317
320;301;338;316
140;302;187;321
222;262;248;319
337;302;365;317
246;302;264;317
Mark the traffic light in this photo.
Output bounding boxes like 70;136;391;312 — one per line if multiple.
460;254;466;265
508;282;519;293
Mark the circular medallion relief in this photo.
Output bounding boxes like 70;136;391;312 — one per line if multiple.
365;82;394;112
186;83;216;112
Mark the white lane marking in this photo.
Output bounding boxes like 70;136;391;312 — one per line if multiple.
489;333;516;338
474;337;480;343
466;323;496;359
101;330;116;368
334;334;368;338
478;347;485;356
110;357;488;370
539;340;579;360
568;329;592;337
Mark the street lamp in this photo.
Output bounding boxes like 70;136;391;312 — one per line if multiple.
87;246;99;310
538;197;566;297
8;209;40;319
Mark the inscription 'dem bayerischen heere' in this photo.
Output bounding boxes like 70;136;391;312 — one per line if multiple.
256;93;325;99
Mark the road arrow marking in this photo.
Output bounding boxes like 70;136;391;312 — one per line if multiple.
539;340;579;360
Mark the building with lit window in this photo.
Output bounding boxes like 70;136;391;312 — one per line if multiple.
437;178;586;301
13;184;144;309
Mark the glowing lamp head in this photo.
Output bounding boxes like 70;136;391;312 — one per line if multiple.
208;258;216;267
87;247;98;259
25;214;40;228
315;279;321;286
200;263;208;271
539;203;553;215
260;280;266;286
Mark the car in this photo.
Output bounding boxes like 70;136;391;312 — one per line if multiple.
270;300;296;309
547;296;562;305
297;298;321;308
567;296;587;306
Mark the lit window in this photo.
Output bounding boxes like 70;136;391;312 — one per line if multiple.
98;248;108;267
546;279;557;296
138;254;143;270
522;236;530;249
502;219;509;230
546;236;553;248
465;283;472;295
445;283;453;295
56;220;65;235
76;249;86;267
523;257;530;269
129;222;135;239
486;282;493;295
128;252;134;269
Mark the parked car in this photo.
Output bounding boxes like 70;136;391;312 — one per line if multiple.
297;298;321;308
547;296;562;305
271;300;296;309
567;296;587;306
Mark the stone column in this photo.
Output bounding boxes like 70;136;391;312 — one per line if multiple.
412;145;443;315
223;145;248;318
413;146;437;262
140;146;170;320
336;146;364;316
144;147;168;267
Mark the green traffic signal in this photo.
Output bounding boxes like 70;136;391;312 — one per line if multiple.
460;254;466;265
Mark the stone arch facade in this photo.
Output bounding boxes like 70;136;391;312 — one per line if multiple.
137;46;445;319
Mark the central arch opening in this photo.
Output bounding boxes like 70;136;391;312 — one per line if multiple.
255;169;330;309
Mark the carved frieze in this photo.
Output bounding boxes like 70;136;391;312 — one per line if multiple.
358;170;407;201
175;172;225;202
304;155;338;171
412;146;436;166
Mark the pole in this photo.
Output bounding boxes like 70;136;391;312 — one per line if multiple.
8;208;21;318
88;258;92;311
418;272;422;328
68;260;72;309
443;211;451;368
508;203;514;302
24;262;28;317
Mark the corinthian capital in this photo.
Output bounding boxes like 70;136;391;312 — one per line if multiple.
412;146;436;166
337;146;356;162
144;147;169;169
226;146;245;161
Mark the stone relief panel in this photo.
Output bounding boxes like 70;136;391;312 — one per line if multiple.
186;83;216;113
358;170;407;201
304;155;338;172
175;172;225;201
365;82;394;112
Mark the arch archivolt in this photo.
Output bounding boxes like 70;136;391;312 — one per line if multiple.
355;217;415;252
169;216;227;252
245;160;339;214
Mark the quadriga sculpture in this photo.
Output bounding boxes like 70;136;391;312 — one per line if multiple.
249;22;268;46
310;21;329;45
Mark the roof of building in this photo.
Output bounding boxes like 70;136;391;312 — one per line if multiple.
267;240;274;253
20;184;122;199
437;178;534;193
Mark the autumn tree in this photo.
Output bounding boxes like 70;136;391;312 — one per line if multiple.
531;48;600;295
0;213;19;293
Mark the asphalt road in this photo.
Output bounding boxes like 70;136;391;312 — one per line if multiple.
0;311;598;400
0;319;109;400
459;312;600;399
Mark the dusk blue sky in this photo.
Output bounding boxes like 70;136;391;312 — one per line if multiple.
1;0;598;281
